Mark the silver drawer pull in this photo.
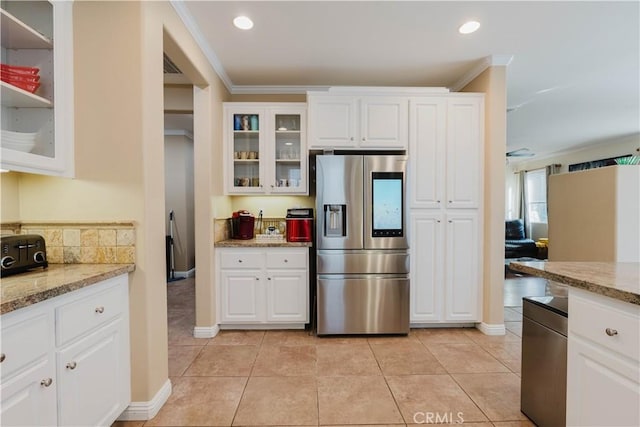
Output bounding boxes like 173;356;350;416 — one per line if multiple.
0;353;5;363
41;378;53;387
605;328;618;336
95;306;105;314
284;259;288;263
238;259;243;263
66;361;77;370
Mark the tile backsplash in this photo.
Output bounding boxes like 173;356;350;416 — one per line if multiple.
1;222;135;264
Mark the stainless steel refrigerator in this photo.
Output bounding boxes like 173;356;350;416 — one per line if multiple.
315;154;409;335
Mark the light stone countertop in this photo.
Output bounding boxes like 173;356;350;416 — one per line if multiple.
215;238;312;248
510;261;640;305
1;263;135;315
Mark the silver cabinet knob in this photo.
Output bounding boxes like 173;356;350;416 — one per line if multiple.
41;378;53;387
448;200;452;203
95;306;104;314
255;277;259;281
437;200;441;203
284;259;288;263
66;361;77;370
238;259;243;263
350;137;354;141
362;137;366;141
605;328;618;336
268;277;271;280
0;353;5;363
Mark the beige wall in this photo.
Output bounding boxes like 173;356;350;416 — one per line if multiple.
0;172;20;222
549;166;640;262
165;134;195;272
164;85;194;113
461;66;507;327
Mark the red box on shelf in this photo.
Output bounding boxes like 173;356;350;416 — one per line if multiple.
1;76;40;94
0;63;40;76
0;71;40;83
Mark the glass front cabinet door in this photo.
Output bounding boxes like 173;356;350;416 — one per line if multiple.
224;103;307;195
0;1;74;176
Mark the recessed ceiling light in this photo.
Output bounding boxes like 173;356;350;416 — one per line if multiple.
233;16;254;30
459;20;480;35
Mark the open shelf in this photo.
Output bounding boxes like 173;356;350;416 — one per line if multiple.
1;8;52;49
1;81;52;108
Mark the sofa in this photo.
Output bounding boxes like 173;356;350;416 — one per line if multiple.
505;219;538;259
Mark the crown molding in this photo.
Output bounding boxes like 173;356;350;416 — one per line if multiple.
450;54;514;92
230;85;330;95
170;0;233;92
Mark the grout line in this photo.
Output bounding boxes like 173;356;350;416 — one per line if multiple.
448;373;493;423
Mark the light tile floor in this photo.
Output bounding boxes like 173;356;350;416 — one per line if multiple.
114;278;537;427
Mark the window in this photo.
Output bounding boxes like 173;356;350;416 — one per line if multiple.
525;169;547;223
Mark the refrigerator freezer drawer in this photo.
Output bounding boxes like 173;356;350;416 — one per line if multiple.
317;250;409;274
317;275;410;335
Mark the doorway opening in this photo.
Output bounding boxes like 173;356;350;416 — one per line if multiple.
163;52;201;357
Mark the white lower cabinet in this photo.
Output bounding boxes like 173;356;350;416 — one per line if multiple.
409;211;481;324
221;271;264;323
0;274;130;427
567;288;640;427
0;310;57;427
218;247;309;327
57;320;128;427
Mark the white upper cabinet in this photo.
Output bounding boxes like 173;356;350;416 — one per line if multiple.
408;98;447;209
308;94;408;150
446;97;483;209
223;103;307;195
0;0;74;176
408;95;483;209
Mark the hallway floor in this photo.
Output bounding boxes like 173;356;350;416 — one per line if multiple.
115;278;536;427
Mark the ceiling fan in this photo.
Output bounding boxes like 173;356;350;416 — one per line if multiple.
506;148;535;158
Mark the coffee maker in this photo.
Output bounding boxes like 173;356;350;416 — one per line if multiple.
231;210;255;240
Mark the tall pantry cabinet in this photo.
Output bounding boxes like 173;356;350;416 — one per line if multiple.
408;95;484;324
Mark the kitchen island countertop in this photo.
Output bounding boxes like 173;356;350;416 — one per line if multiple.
510;261;640;305
215;238;312;248
1;263;135;315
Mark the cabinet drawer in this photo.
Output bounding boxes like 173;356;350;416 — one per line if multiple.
570;289;640;361
220;252;264;269
56;281;127;346
1;310;52;380
266;251;307;269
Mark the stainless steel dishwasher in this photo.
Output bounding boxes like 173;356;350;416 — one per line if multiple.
521;296;568;427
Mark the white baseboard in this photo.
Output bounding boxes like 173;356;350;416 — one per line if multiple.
118;378;172;421
194;324;220;338
410;322;476;329
219;323;306;330
173;268;195;279
477;322;506;335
